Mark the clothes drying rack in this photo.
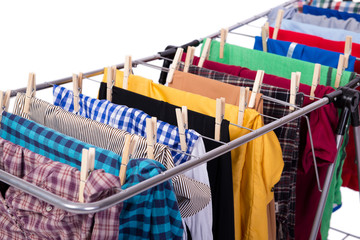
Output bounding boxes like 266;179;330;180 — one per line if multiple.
1;1;360;239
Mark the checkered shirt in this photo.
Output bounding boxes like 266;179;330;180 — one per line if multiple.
53;84;200;165
0;137;122;240
306;0;360;13
119;158;183;239
180;65;303;240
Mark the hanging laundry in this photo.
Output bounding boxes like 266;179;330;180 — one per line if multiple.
303;4;360;21
305;0;360;14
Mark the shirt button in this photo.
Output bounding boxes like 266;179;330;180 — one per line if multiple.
46;206;53;212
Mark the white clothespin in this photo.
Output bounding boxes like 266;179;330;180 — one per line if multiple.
146;117;157;159
289;72;298;111
175;108;188;152
119;135;139;185
123;56;132;90
310;64;321;100
24;73;36;114
238;87;246;126
166;48;184;84
272;9;284;40
219;28;228;59
184;46;196;73
335;54;345;88
248;70;264;109
215;97;225;141
344;36;352;69
106;66;115;102
73;73;83;113
198;38;211;68
79;147;95;203
261;22;269;52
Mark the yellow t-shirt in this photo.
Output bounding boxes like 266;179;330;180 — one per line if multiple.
103;68;284;240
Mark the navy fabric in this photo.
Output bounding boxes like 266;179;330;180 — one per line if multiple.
303;4;360;22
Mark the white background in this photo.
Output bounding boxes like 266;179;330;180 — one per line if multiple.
0;0;359;239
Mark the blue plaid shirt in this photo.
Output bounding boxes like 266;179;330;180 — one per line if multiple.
53;85;200;165
119;158;183;239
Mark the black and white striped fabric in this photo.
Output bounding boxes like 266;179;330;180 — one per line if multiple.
13;93;211;218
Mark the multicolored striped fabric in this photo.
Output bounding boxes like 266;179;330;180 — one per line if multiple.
179;64;303;240
53;85;200;166
119;158;183;239
306;0;360;14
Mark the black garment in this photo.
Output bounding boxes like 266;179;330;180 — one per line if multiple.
99;83;235;240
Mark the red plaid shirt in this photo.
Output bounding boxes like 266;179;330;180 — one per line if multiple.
0;137;122;239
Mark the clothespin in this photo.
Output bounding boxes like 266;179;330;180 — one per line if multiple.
238;87;246;126
289;72;298;111
215;97;225;141
248;70;264;109
79;147;95;203
0;90;11;125
106;66;115;102
24;73;36;114
166;48;184;84
198;38;212;68
335;54;345;88
119;135;139;185
296;72;301;90
310;64;321;100
175;108;188;151
261;22;269;52
245;87;250;108
123;56;132;90
184;46;196;73
181;106;188;129
219;28;228;59
272;9;284;40
73;73;83;113
146;117;157;159
344;36;352;69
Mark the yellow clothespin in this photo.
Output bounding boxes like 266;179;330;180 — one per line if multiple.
238;87;246;126
289;72;298;111
261;22;269;52
344;36;352;69
215;97;225;141
146;117;157;159
106;66;116;102
248;70;264;109
79;147;95;203
184;46;196;73
335;54;345;88
72;73;83;113
166;48;184;84
175;108;188;152
273;9;284;40
310;64;321;100
123;56;132;90
24;73;36;114
119;135;139;185
220;28;229;59
198;38;212;68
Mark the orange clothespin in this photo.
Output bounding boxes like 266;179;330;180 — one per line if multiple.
310;64;321;100
123;56;132;90
198;38;211;68
79;147;95;203
238;87;246;126
261;22;269;52
272;9;284;40
166;48;184;84
220;28;229;59
335;55;345;88
184;46;196;73
175;108;188;151
146;117;157;159
119;135;139;185
215;97;225;141
24;73;36;114
248;70;264;109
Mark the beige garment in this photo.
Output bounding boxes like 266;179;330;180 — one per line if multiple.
267;199;277;240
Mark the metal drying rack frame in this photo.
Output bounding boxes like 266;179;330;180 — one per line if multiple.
1;1;359;240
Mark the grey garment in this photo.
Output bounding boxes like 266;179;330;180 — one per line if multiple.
13;92;212;218
267;6;297;25
292;12;360;33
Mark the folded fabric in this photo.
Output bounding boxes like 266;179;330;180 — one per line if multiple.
206;40;355;88
303;4;360;21
13;92;211;218
277;19;360;44
101;68;284;240
0;137;122;240
119;158;184;240
253;36;356;71
306;0;360;14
